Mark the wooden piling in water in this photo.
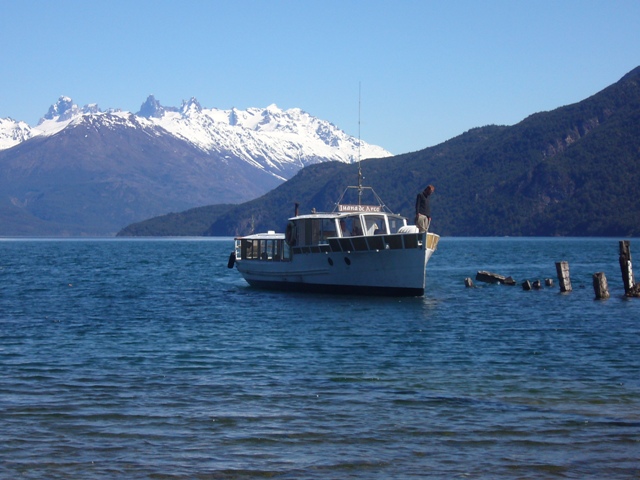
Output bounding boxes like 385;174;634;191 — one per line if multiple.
522;279;542;291
619;240;637;296
592;272;610;300
555;261;572;293
464;277;474;288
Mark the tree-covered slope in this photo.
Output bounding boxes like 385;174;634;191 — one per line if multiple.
119;66;640;237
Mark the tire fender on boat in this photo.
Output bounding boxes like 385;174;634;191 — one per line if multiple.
227;251;236;269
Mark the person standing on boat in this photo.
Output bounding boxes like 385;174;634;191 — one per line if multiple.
415;185;434;232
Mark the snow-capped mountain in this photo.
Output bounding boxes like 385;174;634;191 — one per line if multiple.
0;118;36;150
0;96;391;236
2;95;391;181
139;96;389;180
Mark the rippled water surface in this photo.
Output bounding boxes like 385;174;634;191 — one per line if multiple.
1;237;639;479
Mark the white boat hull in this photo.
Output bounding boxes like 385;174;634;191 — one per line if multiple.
234;232;439;296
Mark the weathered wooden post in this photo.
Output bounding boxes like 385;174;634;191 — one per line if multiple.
464;277;474;288
545;278;554;287
619;240;635;296
522;280;531;291
532;280;542;290
555;261;572;293
592;272;610;300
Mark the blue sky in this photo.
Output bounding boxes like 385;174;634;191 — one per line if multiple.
1;0;638;154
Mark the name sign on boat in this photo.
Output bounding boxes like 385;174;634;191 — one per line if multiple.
338;204;382;213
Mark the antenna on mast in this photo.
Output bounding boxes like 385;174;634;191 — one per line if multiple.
335;82;391;213
357;82;363;205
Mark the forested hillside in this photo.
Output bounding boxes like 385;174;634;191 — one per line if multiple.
119;66;640;237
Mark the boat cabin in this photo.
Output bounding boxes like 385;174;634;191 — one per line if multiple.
234;211;434;264
237;231;289;261
288;212;408;246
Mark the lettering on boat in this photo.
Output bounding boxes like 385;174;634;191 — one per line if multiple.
338;204;382;213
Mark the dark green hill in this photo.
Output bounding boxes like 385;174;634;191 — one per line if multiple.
118;66;640;237
116;204;235;237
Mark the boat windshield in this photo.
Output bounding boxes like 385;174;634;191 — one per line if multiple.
386;215;407;234
339;214;407;237
362;215;386;235
291;213;409;245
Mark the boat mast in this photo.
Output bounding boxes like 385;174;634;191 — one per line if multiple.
357;82;363;206
333;83;391;214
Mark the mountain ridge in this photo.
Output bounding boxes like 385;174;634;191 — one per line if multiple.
119;66;640;237
0;96;391;235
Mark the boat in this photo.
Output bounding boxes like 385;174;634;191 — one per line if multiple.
228;183;440;296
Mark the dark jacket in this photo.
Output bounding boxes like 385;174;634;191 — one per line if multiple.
415;192;431;217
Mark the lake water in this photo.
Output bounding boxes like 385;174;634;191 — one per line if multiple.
1;237;639;479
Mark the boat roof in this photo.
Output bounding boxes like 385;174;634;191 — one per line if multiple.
236;231;284;240
288;211;404;221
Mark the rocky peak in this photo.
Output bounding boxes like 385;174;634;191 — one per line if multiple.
138;95;165;119
41;96;79;123
82;103;101;115
180;97;202;116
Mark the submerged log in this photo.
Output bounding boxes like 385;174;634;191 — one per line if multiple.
555;261;572;293
476;271;516;286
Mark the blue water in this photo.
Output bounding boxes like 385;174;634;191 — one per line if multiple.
1;237;638;479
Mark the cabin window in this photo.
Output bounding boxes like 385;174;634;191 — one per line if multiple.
338;218;348;237
341;216;363;236
268;239;290;260
259;239;272;260
241;239;261;259
364;215;386;235
320;218;337;242
240;238;289;261
290;219;305;245
271;240;281;260
337;216;362;237
297;218;338;246
262;239;287;260
305;220;314;245
387;216;406;234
